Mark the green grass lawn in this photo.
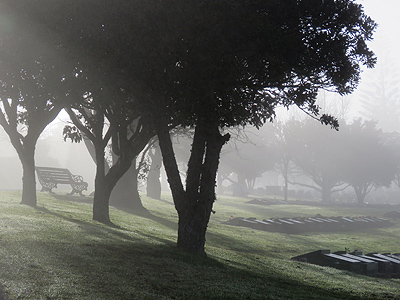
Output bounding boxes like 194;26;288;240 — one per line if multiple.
0;191;399;299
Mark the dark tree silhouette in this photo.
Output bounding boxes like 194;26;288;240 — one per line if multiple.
5;0;376;253
65;95;155;224
150;0;376;254
0;3;66;206
0;65;63;206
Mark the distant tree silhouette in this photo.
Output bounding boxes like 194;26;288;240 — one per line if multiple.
342;120;397;204
272;120;303;202
219;126;276;197
358;53;400;131
284;119;397;204
288;119;349;202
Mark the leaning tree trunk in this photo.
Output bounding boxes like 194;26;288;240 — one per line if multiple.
93;150;137;223
110;161;145;211
93;179;113;224
20;143;37;207
83;134;146;210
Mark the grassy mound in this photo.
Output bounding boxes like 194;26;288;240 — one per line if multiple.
0;191;399;299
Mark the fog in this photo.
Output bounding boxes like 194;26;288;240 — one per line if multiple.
0;112;95;191
0;0;399;203
0;3;398;298
170;0;400;205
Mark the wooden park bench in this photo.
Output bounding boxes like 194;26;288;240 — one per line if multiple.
35;167;88;196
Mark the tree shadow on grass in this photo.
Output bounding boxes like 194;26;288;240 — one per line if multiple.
116;205;179;231
49;192;93;204
40;194;304;261
111;203;273;260
13;201;397;299
34;206;173;246
50;192;179;231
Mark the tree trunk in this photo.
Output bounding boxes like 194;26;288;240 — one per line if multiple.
321;184;332;203
282;160;289;202
157;124;185;208
92;145;112;224
283;175;288;202
233;173;247;197
83;132;147;211
176;202;210;254
354;186;366;204
217;173;225;195
20;143;37;207
177;119;229;255
157;112;229;255
93;180;112;223
110;162;145;211
146;144;162;200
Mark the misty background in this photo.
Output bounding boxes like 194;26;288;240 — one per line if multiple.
0;0;399;205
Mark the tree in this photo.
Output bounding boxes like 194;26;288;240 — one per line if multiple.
75;131;151;210
11;1;160;223
13;0;376;254
272;120;302;202
383;132;400;189
64;93;155;224
288;119;349;202
0;3;66;206
150;0;376;254
218;126;276;197
341;120;397;204
0;67;63;206
358;51;400;131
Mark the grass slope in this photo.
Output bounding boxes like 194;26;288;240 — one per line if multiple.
0;191;399;299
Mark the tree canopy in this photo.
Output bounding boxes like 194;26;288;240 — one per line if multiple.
0;0;377;254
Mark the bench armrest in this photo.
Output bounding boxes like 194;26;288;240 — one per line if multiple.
71;174;85;183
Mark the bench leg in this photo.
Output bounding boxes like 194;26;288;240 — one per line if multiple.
68;189;85;196
41;187;54;194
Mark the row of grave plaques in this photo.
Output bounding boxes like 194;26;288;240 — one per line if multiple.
223;216;392;234
292;250;400;278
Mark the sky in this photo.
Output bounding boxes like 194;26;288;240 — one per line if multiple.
349;0;400;118
358;0;400;80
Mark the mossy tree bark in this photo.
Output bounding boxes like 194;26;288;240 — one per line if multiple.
158;116;229;255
